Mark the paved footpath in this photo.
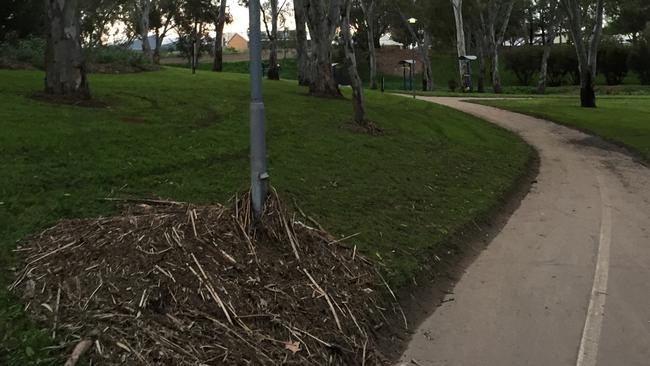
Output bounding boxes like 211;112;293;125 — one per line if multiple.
399;97;650;366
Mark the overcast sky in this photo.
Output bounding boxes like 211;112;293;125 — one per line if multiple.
224;3;296;34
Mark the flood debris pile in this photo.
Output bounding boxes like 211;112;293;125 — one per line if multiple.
11;192;399;365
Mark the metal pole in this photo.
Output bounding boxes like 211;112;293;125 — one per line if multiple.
412;46;416;99
249;0;268;220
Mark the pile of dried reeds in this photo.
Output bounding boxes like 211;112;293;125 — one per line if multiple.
10;190;401;365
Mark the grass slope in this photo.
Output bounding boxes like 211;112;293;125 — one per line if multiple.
475;97;650;161
0;68;532;364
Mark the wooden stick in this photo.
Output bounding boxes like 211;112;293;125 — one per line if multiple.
303;269;342;332
101;197;186;206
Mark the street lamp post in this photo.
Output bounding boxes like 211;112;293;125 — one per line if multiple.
408;17;417;99
249;0;269;220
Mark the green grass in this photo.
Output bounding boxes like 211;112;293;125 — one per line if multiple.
0;68;532;364
475;97;650;161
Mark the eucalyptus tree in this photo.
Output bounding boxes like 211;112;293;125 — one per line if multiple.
341;0;366;125
293;0;311;85
149;0;178;64
475;0;515;93
451;0;467;89
175;0;215;71
262;0;291;79
359;0;378;89
560;0;605;107
536;0;562;94
44;0;90;99
80;0;129;48
304;0;343;97
212;0;229;71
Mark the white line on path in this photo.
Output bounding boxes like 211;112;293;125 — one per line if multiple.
576;175;613;366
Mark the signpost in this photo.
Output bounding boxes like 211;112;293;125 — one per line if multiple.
249;0;269;220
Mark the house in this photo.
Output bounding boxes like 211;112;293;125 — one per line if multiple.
223;33;248;52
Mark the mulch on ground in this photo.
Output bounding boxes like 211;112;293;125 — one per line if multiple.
10;191;402;365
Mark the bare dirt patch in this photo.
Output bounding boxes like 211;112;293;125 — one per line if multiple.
30;92;109;109
10;192;401;365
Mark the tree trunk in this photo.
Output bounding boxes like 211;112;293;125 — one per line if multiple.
267;0;280;79
491;43;502;93
537;40;552;93
212;0;228;72
304;0;342;97
341;0;365;125
360;0;377;89
140;0;152;62
451;0;468;89
153;29;162;64
561;0;603;107
293;0;311;85
420;33;434;91
580;66;596;107
44;0;90;99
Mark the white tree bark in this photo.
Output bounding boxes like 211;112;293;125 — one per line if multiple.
341;0;365;124
537;0;561;94
304;0;342;96
293;0;311;85
45;0;90;99
140;0;153;61
451;0;468;89
560;0;604;107
212;0;228;71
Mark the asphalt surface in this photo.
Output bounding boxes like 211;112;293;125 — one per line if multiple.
398;97;650;366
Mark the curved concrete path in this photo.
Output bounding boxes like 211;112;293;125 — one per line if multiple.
399;97;650;366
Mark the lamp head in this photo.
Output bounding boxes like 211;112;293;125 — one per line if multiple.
408;17;417;24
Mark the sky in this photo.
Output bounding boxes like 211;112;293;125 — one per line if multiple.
225;3;250;34
224;3;296;35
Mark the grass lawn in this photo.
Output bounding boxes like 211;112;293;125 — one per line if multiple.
475;97;650;161
0;68;532;364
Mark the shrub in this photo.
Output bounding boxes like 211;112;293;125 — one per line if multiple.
0;36;45;68
629;40;650;85
598;40;629;85
547;44;579;86
87;46;149;66
503;46;543;86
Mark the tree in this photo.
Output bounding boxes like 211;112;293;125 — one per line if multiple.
44;0;90;99
1;0;44;41
537;0;562;94
212;0;229;71
476;0;515;94
341;0;366;125
149;0;177;64
139;0;153;61
175;0;215;72
80;0;128;48
304;0;342;97
359;0;378;89
262;0;291;79
451;0;468;89
607;0;650;43
560;0;605;107
293;0;311;85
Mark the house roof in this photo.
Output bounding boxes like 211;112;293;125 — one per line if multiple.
223;32;249;42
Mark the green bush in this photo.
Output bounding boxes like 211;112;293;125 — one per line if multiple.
503;46;543;86
629;40;650;85
547;44;579;86
86;46;149;66
0;37;45;68
598;40;630;85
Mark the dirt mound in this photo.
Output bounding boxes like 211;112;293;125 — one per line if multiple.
10;192;400;365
